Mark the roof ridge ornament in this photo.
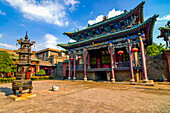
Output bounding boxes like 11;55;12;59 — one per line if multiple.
25;31;28;40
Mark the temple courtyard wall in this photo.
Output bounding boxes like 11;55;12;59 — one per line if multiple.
75;71;132;81
147;54;169;81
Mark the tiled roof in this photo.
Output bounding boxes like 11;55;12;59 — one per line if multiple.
36;48;63;54
58;14;158;49
39;61;52;66
63;1;145;38
158;27;170;31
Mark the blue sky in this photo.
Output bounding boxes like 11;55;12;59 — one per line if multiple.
0;0;170;51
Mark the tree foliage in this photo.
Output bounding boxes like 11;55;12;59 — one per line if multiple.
146;43;165;56
0;51;13;73
0;51;17;75
36;70;46;75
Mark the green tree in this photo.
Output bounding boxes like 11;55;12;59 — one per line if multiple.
36;70;46;75
146;43;165;56
0;51;16;77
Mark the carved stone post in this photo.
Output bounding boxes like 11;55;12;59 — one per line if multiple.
109;43;115;82
139;36;148;82
68;53;71;80
128;39;135;82
84;49;87;81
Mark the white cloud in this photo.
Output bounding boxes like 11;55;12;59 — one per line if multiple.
0;43;17;49
64;0;80;12
108;8;123;18
78;25;86;30
70;39;76;42
88;8;123;25
0;10;6;15
158;15;170;21
0;34;2;38
34;34;59;51
5;0;80;26
44;34;58;48
88;15;104;25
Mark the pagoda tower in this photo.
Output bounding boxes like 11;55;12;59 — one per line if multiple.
12;32;35;97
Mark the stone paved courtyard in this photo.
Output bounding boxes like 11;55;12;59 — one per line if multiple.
0;80;170;113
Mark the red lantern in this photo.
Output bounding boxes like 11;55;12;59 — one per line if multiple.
78;56;82;59
117;51;124;55
70;58;74;60
132;48;139;52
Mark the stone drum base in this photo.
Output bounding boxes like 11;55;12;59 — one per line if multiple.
8;93;36;101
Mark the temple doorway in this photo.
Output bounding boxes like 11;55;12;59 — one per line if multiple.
95;71;107;81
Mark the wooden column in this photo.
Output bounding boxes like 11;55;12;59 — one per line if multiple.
84;50;87;81
73;52;76;80
133;51;139;82
128;39;135;82
68;54;71;80
113;52;117;68
110;44;115;82
87;52;91;69
139;36;148;82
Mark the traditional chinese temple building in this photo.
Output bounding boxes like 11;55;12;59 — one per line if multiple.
158;21;170;47
58;1;158;82
158;21;170;81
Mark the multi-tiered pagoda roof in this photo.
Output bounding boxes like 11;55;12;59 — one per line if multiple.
58;1;158;50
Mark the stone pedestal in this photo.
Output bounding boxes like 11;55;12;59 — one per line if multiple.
130;79;135;83
8;93;36;101
143;78;149;83
84;78;87;81
68;77;71;80
73;77;76;80
111;78;115;82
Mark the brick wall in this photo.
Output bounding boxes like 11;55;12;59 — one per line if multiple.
115;70;131;81
76;71;96;80
147;54;169;81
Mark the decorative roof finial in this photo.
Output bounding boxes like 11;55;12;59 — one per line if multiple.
25;31;28;40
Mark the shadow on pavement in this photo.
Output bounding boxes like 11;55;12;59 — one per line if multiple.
0;87;13;96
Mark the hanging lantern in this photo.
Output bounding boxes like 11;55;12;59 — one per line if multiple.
78;56;82;59
132;48;139;52
70;58;74;60
117;50;124;55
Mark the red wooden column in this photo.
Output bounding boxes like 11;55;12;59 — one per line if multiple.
87;52;91;69
139;36;148;82
113;52;117;67
68;53;71;80
84;49;87;81
110;43;115;82
128;39;135;82
73;52;76;80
